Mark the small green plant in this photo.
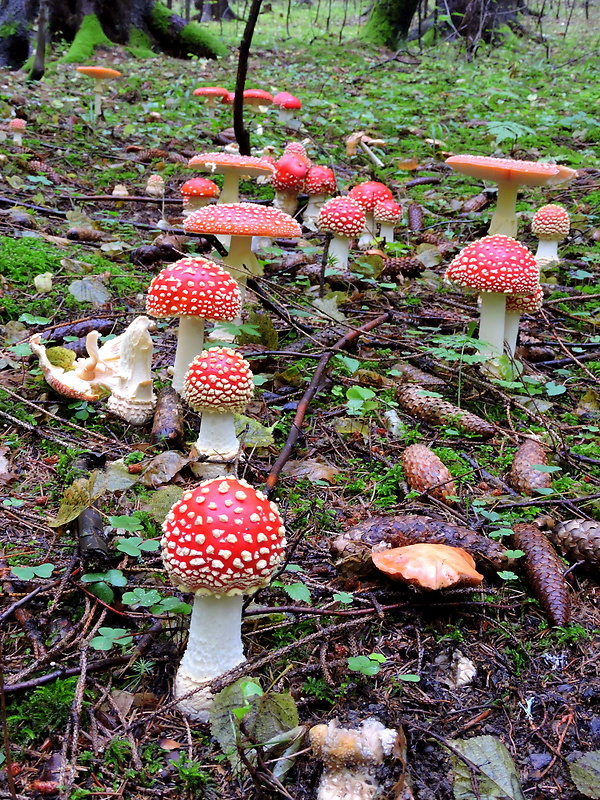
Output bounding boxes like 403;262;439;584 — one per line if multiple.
175;754;213;795
89;627;134;651
81;569;127;604
104;738;132;768
11;563;54;580
347;653;386;676
346;386;378;416
302;677;335;702
115;537;160;557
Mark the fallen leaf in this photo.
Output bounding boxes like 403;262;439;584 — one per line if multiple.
48;474;104;528
235;414;276;448
144;485;184;523
0;446;16;486
282;458;340;483
139;451;191;487
68;276;111;307
160;738;182;751
448;734;525;800
569;750;600;798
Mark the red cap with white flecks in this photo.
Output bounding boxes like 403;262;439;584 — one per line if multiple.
348;181;394;212
180;177;220;199
374;198;402;224
184;202;302;237
273;92;302;110
531;204;570;240
446;155;576;187
161;476;286;595
193;86;229;100
146;257;241;321
271;153;311;193
445;235;539;294
317;196;365;237
188;152;275;177
284;142;308;158
506;285;544;313
305;165;336;196
183;347;254;413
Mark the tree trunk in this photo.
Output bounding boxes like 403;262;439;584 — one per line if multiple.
29;0;47;78
0;0;39;69
199;0;238;22
408;0;522;46
362;0;421;47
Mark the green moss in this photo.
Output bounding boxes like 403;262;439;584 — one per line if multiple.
181;21;227;58
150;1;172;34
126;27;155;59
60;14;112;64
0;22;19;38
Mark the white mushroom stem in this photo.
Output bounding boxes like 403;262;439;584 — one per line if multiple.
93;80;104;118
277;107;295;124
172;316;206;394
378;222;395;243
358;213;377;249
488;181;519;238
273;189;299;216
12;131;22;146
478;292;507;357
219;170;240;204
174;593;245;722
535;238;560;262
504;310;521;357
183;197;211;216
194;409;239;461
224;235;261;297
304;194;328;231
358;140;384;168
327;234;351;269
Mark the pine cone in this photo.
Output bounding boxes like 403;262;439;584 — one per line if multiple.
382;257;424;279
28;160;61;184
130;148;170;162
512;523;570;627
395;384;496;438
167;152;188;164
331;515;508;572
509;439;552;496
392;363;446;388
407;203;424;231
550;519;600;568
401;444;457;504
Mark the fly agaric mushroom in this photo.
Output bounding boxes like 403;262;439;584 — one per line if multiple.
146;257;242;394
373;198;402;243
188;152;275;205
446;154;576;239
105;316;156;425
445;235;539;360
146;174;165;197
372;544;483;591
284;141;309;158
184;203;301;298
310;718;398;800
271;151;311;215
180;177;220;215
9;118;26;146
348;182;394;248
193;86;229;118
531;203;570;270
75;66;122;119
504;285;544;357
161;476;286;720
272;91;302;126
303;165;337;231
317;196;366;270
242;89;274;112
183;346;254;464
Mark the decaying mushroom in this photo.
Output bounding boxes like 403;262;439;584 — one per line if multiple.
105;316;157;425
372;544;484;591
309;718;398;800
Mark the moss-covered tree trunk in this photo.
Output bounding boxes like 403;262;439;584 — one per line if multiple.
362;0;421;47
2;0;226;71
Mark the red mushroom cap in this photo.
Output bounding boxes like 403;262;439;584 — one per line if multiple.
9;119;26;131
193;86;229;99
146;257;241;321
161;476;286;595
243;89;274;107
373;198;402;224
222;92;235;104
273;91;302;110
505;285;544;313
348;181;394;212
305;165;337;196
184;202;302;238
180;177;220;199
445;235;539;294
446;155;576;187
317;196;366;237
284;142;308;158
188;152;275;178
271;153;311;193
531;204;570;240
75;66;122;80
184;346;254;413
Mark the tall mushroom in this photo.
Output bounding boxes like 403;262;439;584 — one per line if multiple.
531;204;570;270
303;165;337;231
193;86;230;118
105;316;157;425
75;66;122;119
445;235;539;361
504;285;544;357
146;257;242;394
317;196;366;270
446;154;576;239
183;347;254;465
348;181;395;248
271;151;311;215
161;476;286;720
242;89;274;112
272;92;302;126
187;153;275;205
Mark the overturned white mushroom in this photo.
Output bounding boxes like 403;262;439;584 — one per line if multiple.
106;316;157;424
309;718;398;800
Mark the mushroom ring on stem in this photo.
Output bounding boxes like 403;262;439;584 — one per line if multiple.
445;235;538;360
146;257;242;394
445;154;576;239
161;476;286;721
183;347;254;462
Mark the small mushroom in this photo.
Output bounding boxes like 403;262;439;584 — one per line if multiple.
372;543;483;591
105;316;157;425
317;196;365;270
75;66;122;119
531;203;570;270
193;86;230;118
9;118;26;146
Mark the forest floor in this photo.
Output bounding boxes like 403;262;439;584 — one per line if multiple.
1;4;600;799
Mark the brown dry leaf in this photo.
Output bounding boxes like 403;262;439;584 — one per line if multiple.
575;388;600;417
160;738;182;751
282;458;339;484
139;451;192;487
372;543;483;591
0;446;16;486
397;158;419;171
48;474;103;528
107;689;135;717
